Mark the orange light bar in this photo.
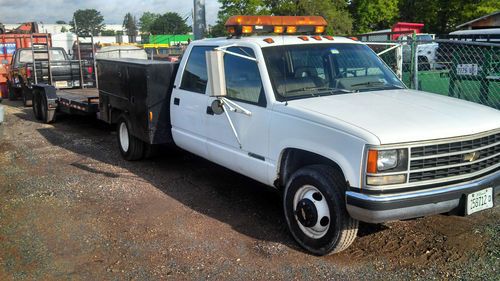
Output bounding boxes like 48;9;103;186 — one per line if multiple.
242;26;253;34
274;26;284;34
315;26;325;34
286;26;297;33
225;15;328;27
367;150;378;174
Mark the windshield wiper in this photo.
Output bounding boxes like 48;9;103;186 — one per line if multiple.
286;86;355;94
350;81;386;87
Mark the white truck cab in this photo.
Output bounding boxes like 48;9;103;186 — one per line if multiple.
167;16;500;255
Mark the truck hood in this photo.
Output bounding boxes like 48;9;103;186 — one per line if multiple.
286;89;500;144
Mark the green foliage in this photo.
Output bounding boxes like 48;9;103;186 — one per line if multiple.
60;26;68;33
351;0;399;33
100;29;116;36
211;0;353;37
56;20;66;24
139;12;160;34
123;13;138;36
69;9;105;36
398;0;500;34
149;12;190;35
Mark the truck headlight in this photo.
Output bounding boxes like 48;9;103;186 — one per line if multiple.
366;148;409;185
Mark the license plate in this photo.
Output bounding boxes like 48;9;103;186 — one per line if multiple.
457;64;479;76
55;81;68;88
466;188;493;215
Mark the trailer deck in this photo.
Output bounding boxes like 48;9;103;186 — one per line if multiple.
56;88;99;113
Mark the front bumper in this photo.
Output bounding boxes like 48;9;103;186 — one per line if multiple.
346;170;500;223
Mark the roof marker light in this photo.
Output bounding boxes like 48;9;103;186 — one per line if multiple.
312;36;322;41
323;35;334;40
298;36;309;41
263;38;275;44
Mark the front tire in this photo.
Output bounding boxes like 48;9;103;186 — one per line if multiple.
117;115;144;161
32;90;42;120
283;165;358;255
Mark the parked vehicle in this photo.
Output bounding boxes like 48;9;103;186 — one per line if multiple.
7;46;94;106
31;16;500;256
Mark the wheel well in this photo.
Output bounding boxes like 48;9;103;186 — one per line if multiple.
276;148;346;190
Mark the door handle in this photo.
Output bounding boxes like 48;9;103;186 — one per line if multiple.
173;97;180;105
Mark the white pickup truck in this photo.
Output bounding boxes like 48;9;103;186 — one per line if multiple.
34;16;500;256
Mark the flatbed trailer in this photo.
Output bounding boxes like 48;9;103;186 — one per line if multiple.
32;58;178;159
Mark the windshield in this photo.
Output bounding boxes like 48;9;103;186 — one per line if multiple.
19;49;67;63
262;43;405;101
416;34;433;41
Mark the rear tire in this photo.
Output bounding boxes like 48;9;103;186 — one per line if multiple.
32;90;42;120
7;82;16;101
117;115;144;161
40;91;56;124
283;165;358;255
22;84;32;107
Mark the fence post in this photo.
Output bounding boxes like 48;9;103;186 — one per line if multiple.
479;48;492;104
410;32;418;89
395;44;403;79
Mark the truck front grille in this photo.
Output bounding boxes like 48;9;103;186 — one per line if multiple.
408;132;500;183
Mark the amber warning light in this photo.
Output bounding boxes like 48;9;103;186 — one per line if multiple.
225;16;328;36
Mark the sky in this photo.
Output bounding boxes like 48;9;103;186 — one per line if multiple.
0;0;221;26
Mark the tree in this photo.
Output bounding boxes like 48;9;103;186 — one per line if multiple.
149;12;190;34
212;0;353;37
350;0;399;33
296;0;353;35
56;20;67;24
60;26;68;32
211;0;269;37
101;29;116;36
123;13;138;36
139;12;160;34
398;0;500;34
69;9;105;36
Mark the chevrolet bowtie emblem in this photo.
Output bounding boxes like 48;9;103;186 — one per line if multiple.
463;151;480;162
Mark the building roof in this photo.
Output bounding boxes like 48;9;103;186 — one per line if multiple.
456;10;500;29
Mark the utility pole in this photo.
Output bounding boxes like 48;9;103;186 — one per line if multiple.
193;0;206;40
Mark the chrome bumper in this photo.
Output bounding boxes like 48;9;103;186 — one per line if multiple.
346;170;500;223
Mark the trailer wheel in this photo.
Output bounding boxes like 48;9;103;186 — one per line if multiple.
283;165;358;256
32;90;43;121
7;82;16;101
117;115;144;161
22;84;32;107
40;90;56;124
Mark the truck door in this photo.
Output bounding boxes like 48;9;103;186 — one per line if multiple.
205;46;271;184
170;46;215;158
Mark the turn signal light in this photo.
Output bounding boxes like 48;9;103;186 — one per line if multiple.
367;150;378;174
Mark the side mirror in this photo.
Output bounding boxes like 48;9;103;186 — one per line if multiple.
206;50;227;97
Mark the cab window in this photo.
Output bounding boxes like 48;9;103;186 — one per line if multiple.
180;46;214;94
224;47;266;107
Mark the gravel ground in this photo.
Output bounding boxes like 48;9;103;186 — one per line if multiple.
0;100;498;280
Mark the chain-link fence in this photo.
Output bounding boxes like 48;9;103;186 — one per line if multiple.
362;36;500;110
